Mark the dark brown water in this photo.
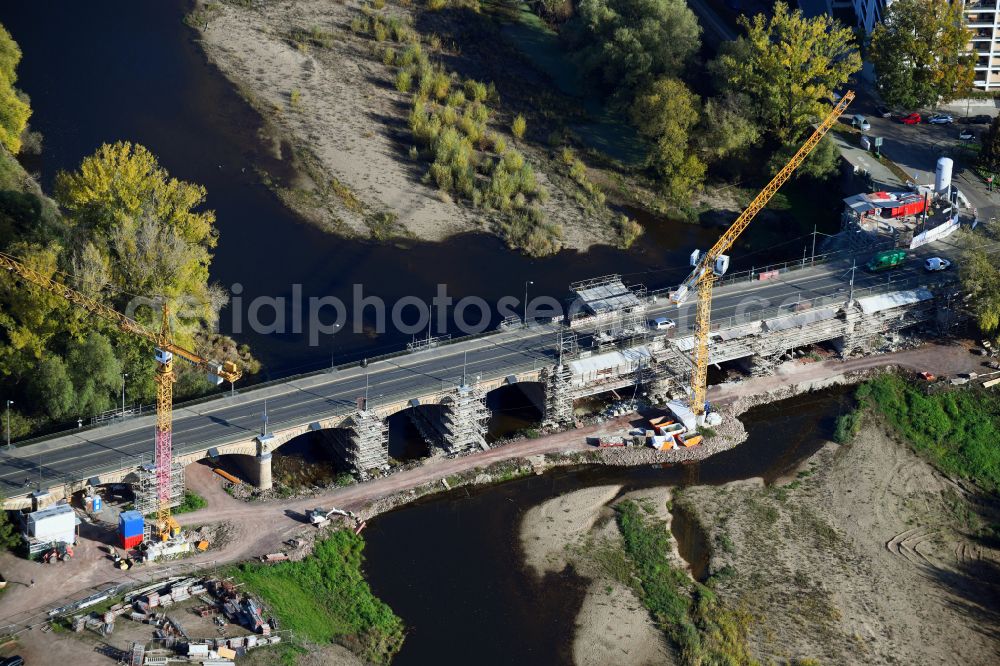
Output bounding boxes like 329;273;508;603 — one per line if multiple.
363;387;853;665
0;1;841;381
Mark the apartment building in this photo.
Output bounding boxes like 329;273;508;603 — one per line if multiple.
966;0;1000;90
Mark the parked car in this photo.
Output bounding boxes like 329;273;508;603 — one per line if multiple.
898;112;922;125
0;656;24;666
651;317;676;331
851;114;871;131
959;129;976;141
875;104;892;118
929;114;954;125
970;114;992;125
925;257;952;271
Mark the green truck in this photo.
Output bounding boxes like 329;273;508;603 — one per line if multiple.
866;249;907;272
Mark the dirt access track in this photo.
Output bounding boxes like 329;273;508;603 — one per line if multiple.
0;342;988;635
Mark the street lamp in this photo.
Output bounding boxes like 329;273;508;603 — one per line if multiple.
330;323;342;371
523;280;534;325
5;399;12;450
121;372;128;418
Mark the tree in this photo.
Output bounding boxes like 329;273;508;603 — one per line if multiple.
961;247;1000;334
568;0;701;97
0;23;30;154
766;134;841;180
696;94;761;162
713;2;861;142
0;498;20;551
630;77;705;203
980;116;1000;173
869;0;973;109
66;332;122;417
54;142;219;332
29;356;75;420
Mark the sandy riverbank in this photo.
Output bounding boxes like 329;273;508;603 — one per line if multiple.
676;422;1000;664
519;485;674;666
191;0;620;249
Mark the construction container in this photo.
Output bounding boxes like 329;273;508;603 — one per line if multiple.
26;504;77;540
121;533;143;549
118;510;144;538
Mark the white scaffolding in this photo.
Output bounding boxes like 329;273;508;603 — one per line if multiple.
443;382;490;453
135;462;184;539
332;410;389;475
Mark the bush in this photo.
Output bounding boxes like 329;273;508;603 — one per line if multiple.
394;70;412;93
616;215;643;249
173;490;208;514
464;79;488;102
511;113;526;139
833;409;862;444
382;47;396;66
427;0;447;9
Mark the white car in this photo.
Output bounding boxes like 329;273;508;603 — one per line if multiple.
851;114;870;131
924;257;951;271
929;114;954;125
651;317;676;331
959;129;976;141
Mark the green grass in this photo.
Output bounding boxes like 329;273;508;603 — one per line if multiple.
173;490;208;514
857;374;1000;491
231;530;403;664
616;500;756;665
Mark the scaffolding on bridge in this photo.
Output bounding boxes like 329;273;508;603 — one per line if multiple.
443;381;490;454
333;409;389;476
135;462;184;540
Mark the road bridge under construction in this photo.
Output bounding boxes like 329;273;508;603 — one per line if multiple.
0;243;963;509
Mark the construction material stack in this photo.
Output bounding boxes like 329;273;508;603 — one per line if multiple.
119;510;144;549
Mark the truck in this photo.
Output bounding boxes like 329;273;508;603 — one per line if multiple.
866;249;907;272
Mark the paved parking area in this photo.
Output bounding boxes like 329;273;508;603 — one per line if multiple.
839;88;1000;222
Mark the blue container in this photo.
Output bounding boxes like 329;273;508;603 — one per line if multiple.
118;510;144;538
92;496;102;513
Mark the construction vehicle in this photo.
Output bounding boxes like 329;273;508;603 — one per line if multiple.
0;252;242;541
308;507;355;526
671;91;855;416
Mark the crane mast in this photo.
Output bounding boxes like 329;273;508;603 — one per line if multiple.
0;251;241;538
673;92;855;416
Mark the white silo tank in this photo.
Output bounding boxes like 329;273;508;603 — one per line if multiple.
935;157;953;195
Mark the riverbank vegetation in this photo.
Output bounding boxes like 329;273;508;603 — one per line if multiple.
0;21;256;439
194;0;858;252
615;500;754;665
231;530;404;665
847;374;1000;491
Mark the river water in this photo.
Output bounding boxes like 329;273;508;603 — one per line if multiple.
362;387;851;664
0;1;841;381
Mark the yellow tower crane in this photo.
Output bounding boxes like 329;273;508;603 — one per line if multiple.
0;251;241;539
671;91;855;416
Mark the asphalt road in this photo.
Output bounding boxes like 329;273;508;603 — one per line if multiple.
0;242;961;499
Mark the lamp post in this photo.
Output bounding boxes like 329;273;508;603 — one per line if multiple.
121;372;128;418
5;399;12;450
523;280;534;325
329;323;342;371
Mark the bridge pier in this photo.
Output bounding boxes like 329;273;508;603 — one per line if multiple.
233;452;273;491
441;383;490;453
542;364;573;428
331;410;389;477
